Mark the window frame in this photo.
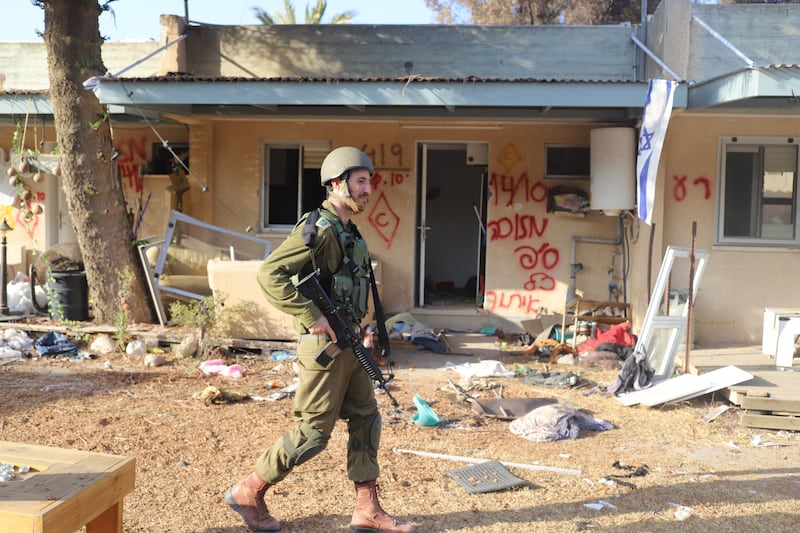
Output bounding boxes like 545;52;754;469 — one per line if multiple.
716;136;799;246
260;141;331;232
543;144;590;179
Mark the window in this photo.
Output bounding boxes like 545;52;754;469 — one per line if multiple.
146;143;189;175
718;137;798;245
262;142;330;229
544;145;590;179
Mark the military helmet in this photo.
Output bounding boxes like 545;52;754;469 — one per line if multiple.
320;146;374;185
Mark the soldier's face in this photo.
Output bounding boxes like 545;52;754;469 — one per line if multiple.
346;169;372;210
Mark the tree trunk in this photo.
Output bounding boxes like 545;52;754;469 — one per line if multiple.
42;0;153;324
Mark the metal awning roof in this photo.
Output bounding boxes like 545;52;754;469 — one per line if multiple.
78;75;688;123
3;76;696;123
688;65;800;113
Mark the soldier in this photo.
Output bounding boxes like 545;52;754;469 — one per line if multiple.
225;146;416;533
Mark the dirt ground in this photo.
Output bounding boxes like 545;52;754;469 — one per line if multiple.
1;330;798;533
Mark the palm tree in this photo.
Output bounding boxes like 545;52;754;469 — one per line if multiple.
253;0;356;24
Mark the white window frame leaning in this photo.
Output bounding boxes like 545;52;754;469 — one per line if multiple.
716;135;799;246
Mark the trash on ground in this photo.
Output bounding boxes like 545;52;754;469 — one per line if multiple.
751;434;789;447
199;359;244;378
34;331;77;357
444;360;515;380
509;402;613;442
447;461;529;494
193;385;249;405
412;394;440;426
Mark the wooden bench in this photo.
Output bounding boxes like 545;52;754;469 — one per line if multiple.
0;441;135;533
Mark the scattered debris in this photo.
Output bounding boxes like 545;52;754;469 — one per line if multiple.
509;403;613;442
412;394;439;426
392;447;582;476
34;331;77;357
193;385;249;405
472;397;557;420
723;440;740;451
584;500;617;511
444;360;515;380
519;370;580;388
669;503;694;521
199;359;244;379
447;460;530;494
701;404;731;423
751;434;789;447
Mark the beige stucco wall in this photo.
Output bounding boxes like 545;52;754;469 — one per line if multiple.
647;114;800;346
179;118;622;320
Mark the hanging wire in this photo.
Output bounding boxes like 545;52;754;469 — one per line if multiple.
112;77;254;234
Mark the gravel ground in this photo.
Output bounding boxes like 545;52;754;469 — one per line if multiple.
0;331;798;532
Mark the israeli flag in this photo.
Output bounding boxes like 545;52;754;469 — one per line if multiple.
637;79;677;225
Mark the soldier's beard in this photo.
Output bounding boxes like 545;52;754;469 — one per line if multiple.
337;181;366;214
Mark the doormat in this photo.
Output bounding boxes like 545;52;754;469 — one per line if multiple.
446;461;528;494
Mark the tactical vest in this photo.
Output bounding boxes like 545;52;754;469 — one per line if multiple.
304;208;371;321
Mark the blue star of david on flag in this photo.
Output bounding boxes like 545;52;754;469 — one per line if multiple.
636;79;677;225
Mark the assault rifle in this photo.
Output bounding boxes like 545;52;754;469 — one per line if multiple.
295;270;398;407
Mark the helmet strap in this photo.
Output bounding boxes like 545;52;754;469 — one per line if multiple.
332;173;363;214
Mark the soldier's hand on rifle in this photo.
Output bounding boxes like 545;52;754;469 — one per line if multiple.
309;315;338;344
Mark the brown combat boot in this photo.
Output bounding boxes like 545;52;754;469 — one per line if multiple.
349;480;416;533
224;471;281;532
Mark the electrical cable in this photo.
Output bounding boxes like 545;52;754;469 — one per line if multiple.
113;77;254;233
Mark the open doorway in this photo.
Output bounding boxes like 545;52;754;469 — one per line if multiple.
416;142;488;308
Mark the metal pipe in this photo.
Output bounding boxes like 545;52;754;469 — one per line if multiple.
629;34;683;82
392;447;581;476
692;15;754;68
567;217;624;303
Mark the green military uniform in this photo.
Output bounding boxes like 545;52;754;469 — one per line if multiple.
254;199;380;484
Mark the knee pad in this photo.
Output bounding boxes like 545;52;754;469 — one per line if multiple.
348;412;382;454
284;423;329;467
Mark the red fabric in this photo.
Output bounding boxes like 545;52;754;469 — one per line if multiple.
578;322;635;352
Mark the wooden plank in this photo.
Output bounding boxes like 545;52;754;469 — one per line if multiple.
86;500;123;533
0;441;93;470
741;412;800;431
738;396;800;413
40;457;135;533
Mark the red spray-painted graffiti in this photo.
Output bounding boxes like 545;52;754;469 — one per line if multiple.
488;214;548;241
116;136;148;193
523;272;556;291
488;171;548;207
367;191;400;249
481;153;565;315
484;290;542;314
514;243;560;271
361;143;405;169
371;170;406;191
673;175;711;201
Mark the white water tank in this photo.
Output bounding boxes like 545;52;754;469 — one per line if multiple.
590;127;636;214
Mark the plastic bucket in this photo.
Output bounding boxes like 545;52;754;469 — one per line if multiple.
47;270;89;321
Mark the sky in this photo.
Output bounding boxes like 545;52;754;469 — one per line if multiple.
0;0;436;42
